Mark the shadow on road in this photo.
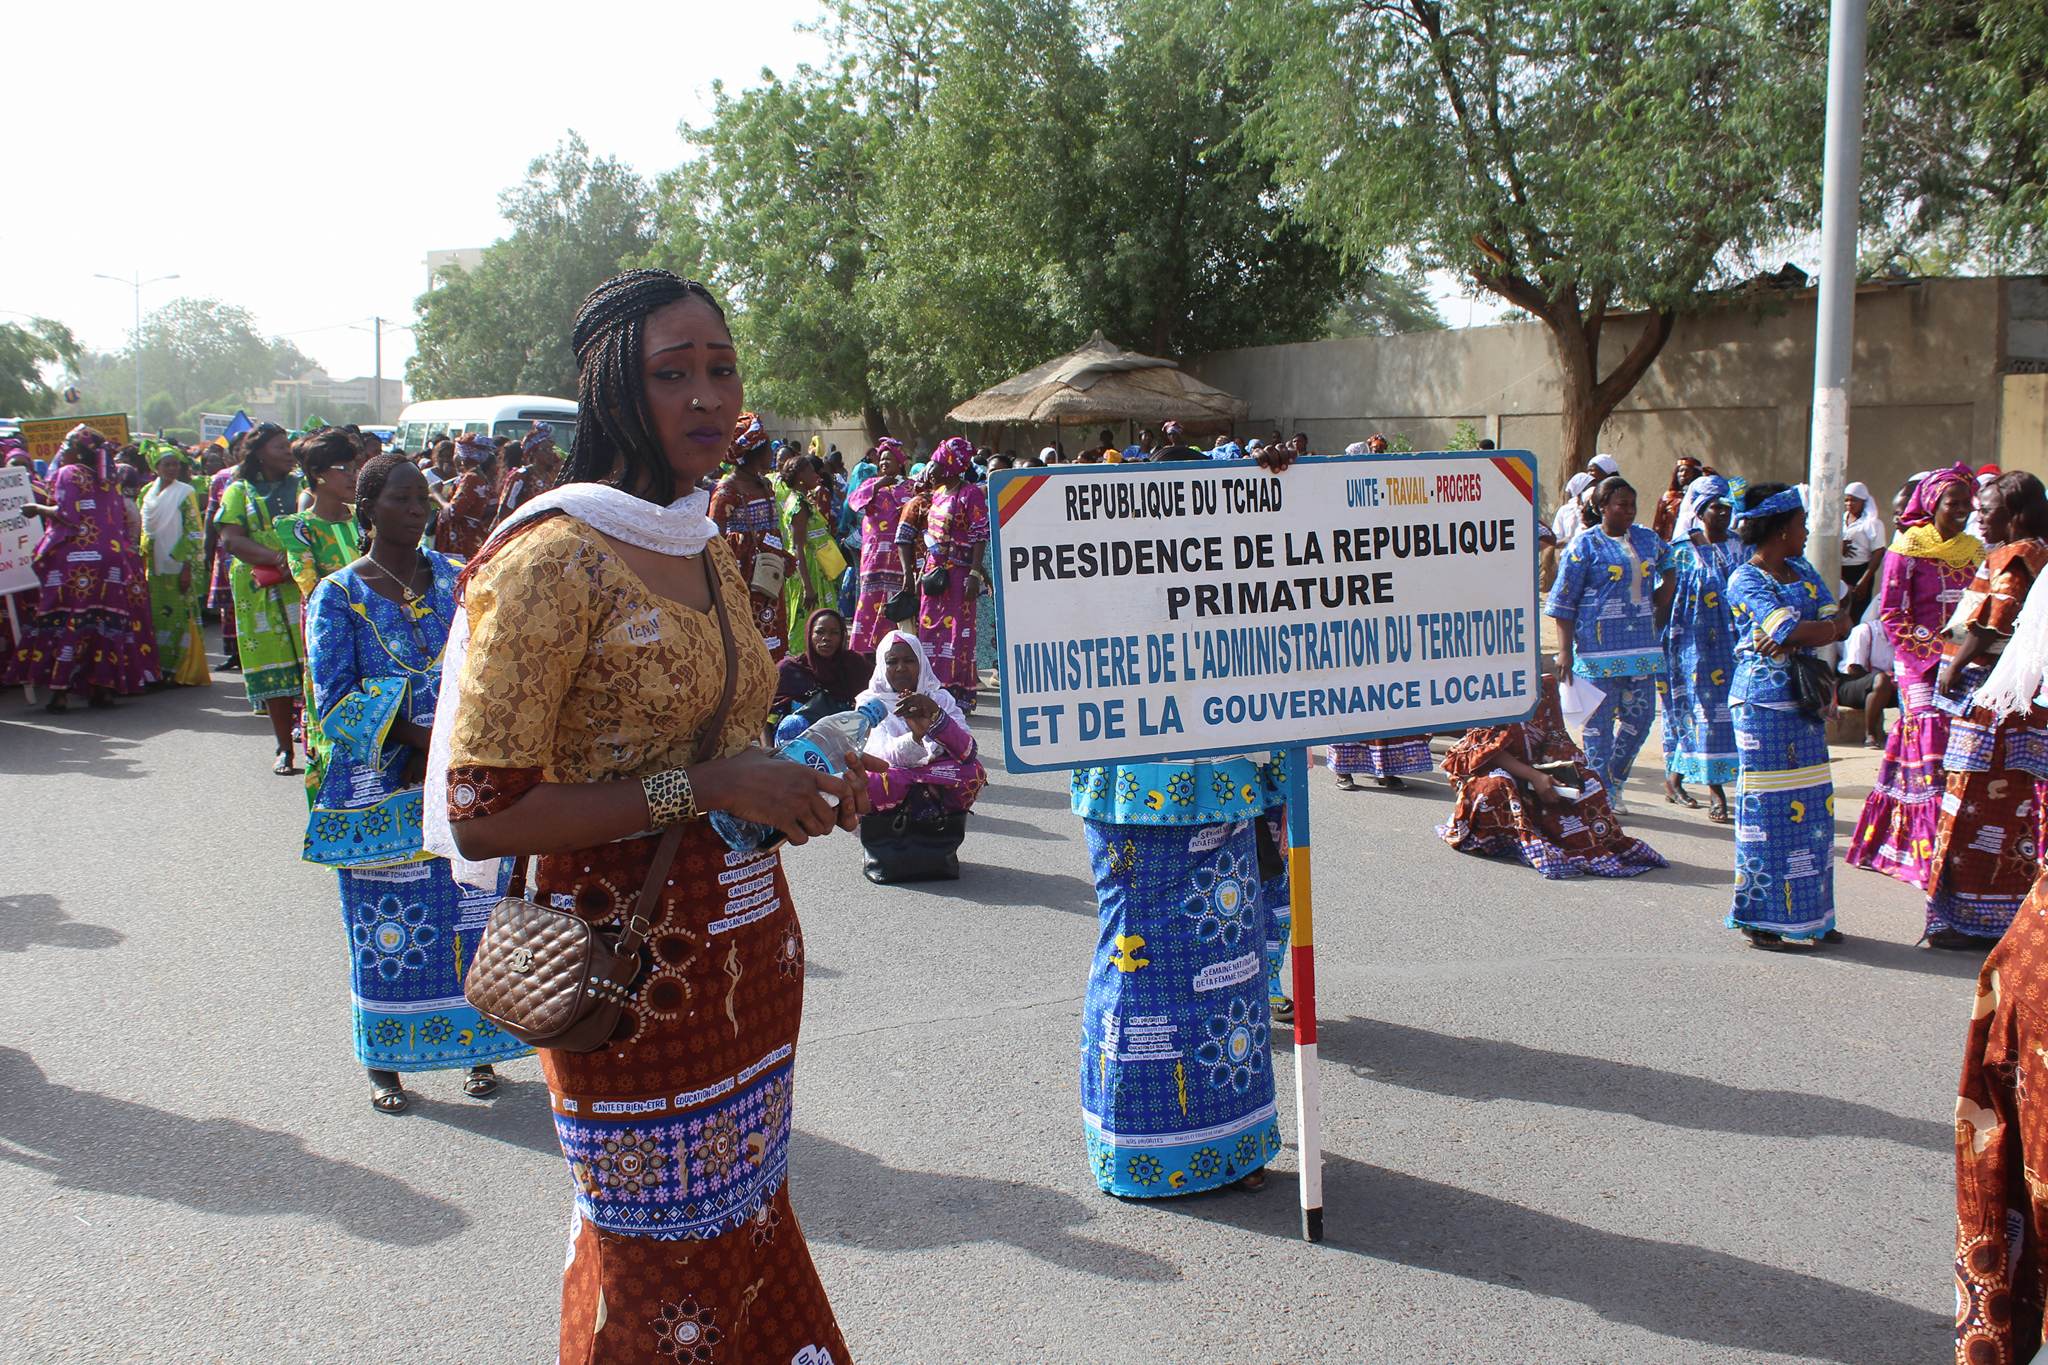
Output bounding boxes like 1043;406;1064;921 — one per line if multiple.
792;1131;1178;1284
0;718;148;779
1317;1016;1950;1151
964;811;1066;843
972;781;1071;812
1184;1155;1945;1364
0;1047;469;1246
0;894;125;953
403;1077;565;1158
888;863;1097;915
1821;932;1989;980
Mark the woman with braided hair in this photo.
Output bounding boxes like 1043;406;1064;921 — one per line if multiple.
429;269;868;1364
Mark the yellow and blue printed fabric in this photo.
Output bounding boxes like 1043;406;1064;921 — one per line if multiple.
1079;817;1281;1197
1660;538;1743;785
1725;559;1839;940
1546;524;1673;678
1070;755;1276;826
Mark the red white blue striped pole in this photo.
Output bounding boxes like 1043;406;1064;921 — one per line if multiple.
1284;746;1323;1242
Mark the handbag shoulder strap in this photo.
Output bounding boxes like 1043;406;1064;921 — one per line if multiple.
618;548;746;958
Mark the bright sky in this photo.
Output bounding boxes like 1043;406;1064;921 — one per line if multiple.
4;0;832;388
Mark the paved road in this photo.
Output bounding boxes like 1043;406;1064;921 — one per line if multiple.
1;657;1964;1363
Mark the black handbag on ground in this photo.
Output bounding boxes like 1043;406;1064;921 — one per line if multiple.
1789;652;1837;717
861;809;967;883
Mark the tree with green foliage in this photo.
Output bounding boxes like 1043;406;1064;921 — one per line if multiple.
409;134;652;400
643;70;886;431
1236;1;1840;490
0;317;82;418
70;298;311;420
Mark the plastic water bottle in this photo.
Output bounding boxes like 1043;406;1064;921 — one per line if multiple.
710;697;890;851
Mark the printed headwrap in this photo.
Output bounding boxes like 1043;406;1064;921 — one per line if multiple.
732;412;767;454
1896;462;1974;529
930;436;975;479
1161;421;1184;441
1671;474;1732;541
60;424;115;479
1731;487;1803;527
520;421;554;453
1366;434;1389;454
0;436;26;464
454;432;493;466
874;436;904;464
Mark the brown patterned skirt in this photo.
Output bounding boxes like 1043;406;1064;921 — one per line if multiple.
535;823;847;1364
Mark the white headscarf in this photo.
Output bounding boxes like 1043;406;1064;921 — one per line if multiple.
1843;479;1885;544
1589;453;1620;477
424;482;721;887
140;477;195;575
856;630;965;756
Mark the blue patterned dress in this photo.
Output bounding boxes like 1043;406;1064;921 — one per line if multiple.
1725;558;1840;939
1660;537;1741;785
303;553;528;1072
1071;755;1284;1196
1546;525;1673;797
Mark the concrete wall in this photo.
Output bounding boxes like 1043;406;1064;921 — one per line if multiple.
1192;276;2029;515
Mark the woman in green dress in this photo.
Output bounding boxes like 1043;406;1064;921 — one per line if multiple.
214;423;307;775
137;444;212;688
278;428;364;802
776;449;843;636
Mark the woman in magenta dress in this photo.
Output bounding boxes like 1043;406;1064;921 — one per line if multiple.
2;424;157;709
1848;463;1984;888
899;436;989;710
846;438;912;654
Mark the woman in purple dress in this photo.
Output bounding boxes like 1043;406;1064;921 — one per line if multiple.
2;425;157;709
898;436;989;711
846;439;912;654
1849;463;1983;888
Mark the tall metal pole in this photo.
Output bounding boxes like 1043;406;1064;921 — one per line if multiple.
1805;0;1870;594
373;316;384;422
132;279;143;432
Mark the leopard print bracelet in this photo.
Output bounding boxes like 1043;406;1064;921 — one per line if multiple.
641;768;699;829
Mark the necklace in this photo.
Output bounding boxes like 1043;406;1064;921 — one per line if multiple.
361;551;429;606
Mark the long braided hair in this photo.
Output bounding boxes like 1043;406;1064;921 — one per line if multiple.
561;269;727;506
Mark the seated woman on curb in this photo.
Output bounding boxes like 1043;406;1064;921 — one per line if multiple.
859;630;986;818
773;607;870;731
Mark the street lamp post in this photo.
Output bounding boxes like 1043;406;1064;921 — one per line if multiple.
93;270;180;433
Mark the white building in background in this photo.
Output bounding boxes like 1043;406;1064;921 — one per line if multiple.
247;370;406;426
425;248;486;291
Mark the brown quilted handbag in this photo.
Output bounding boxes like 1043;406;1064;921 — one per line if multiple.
462;551;741;1052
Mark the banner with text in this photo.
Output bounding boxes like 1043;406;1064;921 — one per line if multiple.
990;451;1542;772
0;466;39;595
199;412;234;446
17;413;130;466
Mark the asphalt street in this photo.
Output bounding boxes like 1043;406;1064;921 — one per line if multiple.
1;653;1965;1364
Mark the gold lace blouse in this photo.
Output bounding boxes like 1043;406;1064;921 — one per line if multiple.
446;516;773;799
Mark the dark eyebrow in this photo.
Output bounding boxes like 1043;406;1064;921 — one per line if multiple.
648;340;736;359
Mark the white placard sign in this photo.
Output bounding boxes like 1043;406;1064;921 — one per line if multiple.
989;450;1543;772
0;465;38;596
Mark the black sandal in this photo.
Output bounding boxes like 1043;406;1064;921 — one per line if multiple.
1334;774;1357;791
1705;802;1732;825
1664;779;1700;809
1820;929;1846;944
1234;1169;1267;1192
1925;928;1982;951
369;1071;408;1114
462;1066;500;1099
1376;775;1407;791
1742;929;1801;952
1270;997;1296;1026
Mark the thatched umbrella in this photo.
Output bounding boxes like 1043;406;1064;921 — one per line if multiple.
946;331;1249;427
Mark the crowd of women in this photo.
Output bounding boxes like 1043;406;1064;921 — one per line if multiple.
1520;450;2048;955
23;277;2048;1358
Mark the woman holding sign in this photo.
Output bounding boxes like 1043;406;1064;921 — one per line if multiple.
1544;477;1674;813
1072;753;1284;1197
